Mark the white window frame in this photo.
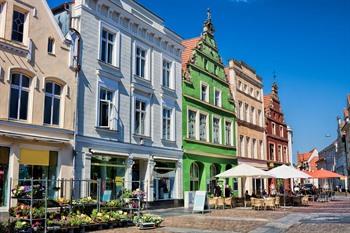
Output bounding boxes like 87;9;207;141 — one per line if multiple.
47;37;55;55
259;140;264;160
278;144;282;162
187;107;198;140
133;40;150;80
98;87;113;128
162;106;173;141
43;81;61;126
0;2;6;38
199;111;209;142
280;125;284;137
162;57;174;89
269;143;275;161
200;81;209;102
224;120;233;146
214;87;222;107
246;137;250;157
240;135;245;157
98;22;120;67
212;115;222;144
134;97;148;136
9;73;30;121
272;122;276;135
245;103;249;123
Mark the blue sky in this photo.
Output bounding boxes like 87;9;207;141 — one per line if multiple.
48;0;350;162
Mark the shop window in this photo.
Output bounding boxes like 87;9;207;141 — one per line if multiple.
11;10;25;43
19;151;57;180
44;82;61;125
153;161;176;200
9;73;30;120
190;162;199;191
98;88;113;128
209;164;218;194
90;155;126;200
0;147;10;207
134;99;146;135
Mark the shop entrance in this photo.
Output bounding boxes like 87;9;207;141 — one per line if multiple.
0;146;10;207
153;161;176;200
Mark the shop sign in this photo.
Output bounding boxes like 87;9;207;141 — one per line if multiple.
192;191;207;213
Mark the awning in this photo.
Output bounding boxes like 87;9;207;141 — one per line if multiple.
268;164;311;179
304;169;345;179
20;149;50;166
216;163;273;178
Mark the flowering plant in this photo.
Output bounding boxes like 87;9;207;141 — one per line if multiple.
132;189;146;199
11;185;30;198
14;220;30;230
133;214;163;227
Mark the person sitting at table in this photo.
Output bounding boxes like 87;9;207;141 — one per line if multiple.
214;185;222;197
224;185;231;197
262;189;268;197
245;190;251;200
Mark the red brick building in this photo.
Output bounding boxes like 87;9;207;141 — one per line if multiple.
264;83;290;192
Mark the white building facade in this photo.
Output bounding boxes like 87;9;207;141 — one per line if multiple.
54;0;183;205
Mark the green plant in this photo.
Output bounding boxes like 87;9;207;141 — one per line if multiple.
15;220;30;230
0;221;8;232
32;207;45;219
105;199;122;208
134;214;163;227
121;189;133;199
72;196;97;205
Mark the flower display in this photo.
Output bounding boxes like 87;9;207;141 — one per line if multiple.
133;214;164;227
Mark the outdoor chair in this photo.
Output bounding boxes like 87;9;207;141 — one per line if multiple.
224;197;233;208
208;197;218;209
293;196;302;206
251;197;256;209
275;196;280;208
254;198;264;210
264;198;275;210
217;197;225;209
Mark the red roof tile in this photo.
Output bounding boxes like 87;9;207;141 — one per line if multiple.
304;169;345;179
297;148;316;163
181;37;201;72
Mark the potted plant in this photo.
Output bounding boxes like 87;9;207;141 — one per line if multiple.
15;220;30;232
121;189;133;203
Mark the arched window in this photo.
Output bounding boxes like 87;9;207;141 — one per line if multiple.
44;81;61;125
190;162;199;191
9;73;30;120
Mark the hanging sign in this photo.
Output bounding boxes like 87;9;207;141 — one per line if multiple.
192;191;207;213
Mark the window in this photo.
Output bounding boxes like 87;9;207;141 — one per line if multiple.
135;99;146;135
250;87;254;96
250;106;255;124
44;82;61;125
252;139;257;159
136;47;146;78
225;121;232;146
204;59;208;71
283;146;288;163
209;164;218;193
188;110;197;139
190;162;200;191
214;89;221;107
162;108;172;140
280;126;284;137
162;60;171;88
200;82;209;102
199;113;207;141
0;147;10;207
256;90;260;100
100;29;114;64
269;143;275;161
272;122;276;134
213;117;221;144
258;110;262;127
240;136;245;157
259;140;264;160
238;81;242;91
245;104;249;122
98;88;113;127
214;65;217;75
9;73;30;120
246;137;250;157
238;101;242;119
278;145;282;162
47;38;55;54
11;10;25;43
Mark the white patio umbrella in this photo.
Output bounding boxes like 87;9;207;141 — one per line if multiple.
216;163;274;207
267;165;311;207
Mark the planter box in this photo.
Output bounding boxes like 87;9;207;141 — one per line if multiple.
138;222;155;230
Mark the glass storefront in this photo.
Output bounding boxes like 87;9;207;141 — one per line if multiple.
153;161;176;200
19;151;58;198
0;147;10;207
90;155;126;200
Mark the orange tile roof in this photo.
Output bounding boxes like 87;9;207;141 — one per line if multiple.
297;148;316;163
181;37;201;72
304;169;345;179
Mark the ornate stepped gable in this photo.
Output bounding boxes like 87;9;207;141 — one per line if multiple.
181;10;226;84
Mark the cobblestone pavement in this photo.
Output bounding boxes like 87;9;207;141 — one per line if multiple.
94;195;350;233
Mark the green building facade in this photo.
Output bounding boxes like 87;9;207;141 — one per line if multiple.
182;12;237;194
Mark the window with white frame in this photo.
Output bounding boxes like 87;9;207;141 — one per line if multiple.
135;47;146;78
238;81;242;91
259;140;263;159
200;82;209;102
258;110;262;126
11;10;26;43
251;106;255;124
240;136;244;156
238;101;242;119
162;108;172;140
188;110;197;139
269;143;275;161
98;88;113;127
256;90;260;100
249;87;254;96
214;88;221;107
135;99;146;135
245;104;249;122
246;137;250;157
225;121;232;146
100;29;115;64
0;3;5;36
252;139;257;159
213;117;221;144
278;145;282;162
9;73;30;120
283;146;288;163
44;82;61;125
162;59;172;88
199;113;208;141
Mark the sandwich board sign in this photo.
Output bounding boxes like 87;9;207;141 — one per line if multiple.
192;191;207;213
